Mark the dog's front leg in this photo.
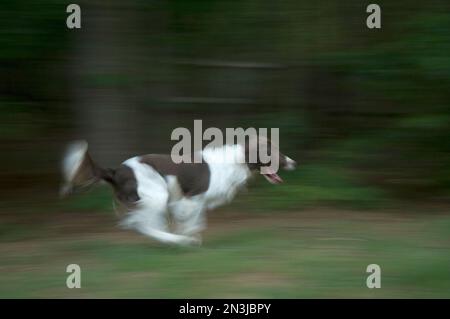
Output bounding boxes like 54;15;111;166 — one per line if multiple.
121;201;200;246
136;223;201;246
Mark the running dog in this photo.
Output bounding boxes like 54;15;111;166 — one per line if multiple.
60;137;296;246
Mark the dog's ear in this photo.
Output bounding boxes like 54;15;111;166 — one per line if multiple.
244;135;259;168
242;135;270;166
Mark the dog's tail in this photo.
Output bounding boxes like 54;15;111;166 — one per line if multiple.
60;140;115;197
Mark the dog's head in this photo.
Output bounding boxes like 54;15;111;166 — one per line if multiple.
244;135;296;184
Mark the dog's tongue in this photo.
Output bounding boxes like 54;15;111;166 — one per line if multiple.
263;172;283;184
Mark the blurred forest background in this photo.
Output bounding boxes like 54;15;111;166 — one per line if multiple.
1;0;450;298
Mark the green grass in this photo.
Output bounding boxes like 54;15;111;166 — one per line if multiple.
0;210;449;298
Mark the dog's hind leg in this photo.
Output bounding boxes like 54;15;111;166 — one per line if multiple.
170;196;206;242
120;158;200;246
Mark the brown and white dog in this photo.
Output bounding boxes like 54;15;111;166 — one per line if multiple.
60;137;296;246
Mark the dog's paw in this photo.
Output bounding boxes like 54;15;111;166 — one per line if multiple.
179;235;202;247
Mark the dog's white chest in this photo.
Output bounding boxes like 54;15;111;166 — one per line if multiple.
204;163;250;209
200;145;251;209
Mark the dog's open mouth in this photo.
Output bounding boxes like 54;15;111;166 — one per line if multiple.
262;172;283;184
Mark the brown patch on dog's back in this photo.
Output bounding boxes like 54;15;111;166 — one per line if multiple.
139;154;210;196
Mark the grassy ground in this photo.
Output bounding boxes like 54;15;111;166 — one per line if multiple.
1;207;450;298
